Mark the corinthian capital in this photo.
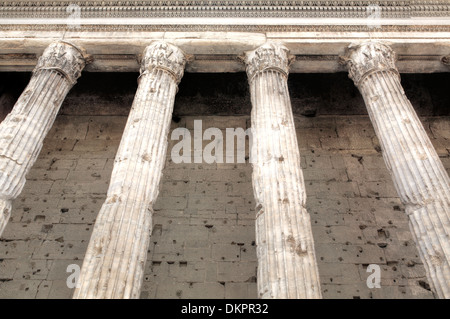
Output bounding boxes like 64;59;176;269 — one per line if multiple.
244;42;293;82
342;41;399;87
140;41;187;84
34;41;87;85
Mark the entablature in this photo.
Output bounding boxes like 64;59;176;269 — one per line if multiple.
1;1;449;73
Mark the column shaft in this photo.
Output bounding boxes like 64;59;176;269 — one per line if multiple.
74;42;186;299
245;43;322;299
344;42;450;298
0;41;86;236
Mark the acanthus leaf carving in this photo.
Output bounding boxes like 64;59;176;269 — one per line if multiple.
139;41;187;85
33;41;87;85
342;41;399;87
244;42;294;83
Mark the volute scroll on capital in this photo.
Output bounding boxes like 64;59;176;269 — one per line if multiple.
243;42;295;83
33;41;89;85
340;41;400;87
139;41;188;85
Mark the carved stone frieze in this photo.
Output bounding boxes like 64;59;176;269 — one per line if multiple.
2;24;450;33
0;1;448;20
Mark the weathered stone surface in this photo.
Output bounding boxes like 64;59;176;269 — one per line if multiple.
344;41;450;299
245;42;321;299
0;41;86;237
0;69;448;299
74;41;186;299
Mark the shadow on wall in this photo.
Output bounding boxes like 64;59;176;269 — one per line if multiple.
0;72;449;120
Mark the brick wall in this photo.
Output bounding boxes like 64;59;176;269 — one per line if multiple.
0;72;448;299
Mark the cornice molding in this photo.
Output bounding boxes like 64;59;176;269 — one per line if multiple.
0;2;449;75
2;24;450;32
2;1;447;6
0;1;449;20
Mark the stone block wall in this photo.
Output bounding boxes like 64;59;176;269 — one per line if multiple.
0;72;448;299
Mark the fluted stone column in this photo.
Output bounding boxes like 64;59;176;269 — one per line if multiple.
0;41;86;236
343;41;450;299
74;42;186;299
244;43;322;299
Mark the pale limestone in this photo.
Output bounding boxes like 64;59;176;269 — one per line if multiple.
244;42;322;299
74;41;186;299
343;41;450;299
0;41;86;236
